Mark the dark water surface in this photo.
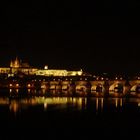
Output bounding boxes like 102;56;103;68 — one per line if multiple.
0;94;140;139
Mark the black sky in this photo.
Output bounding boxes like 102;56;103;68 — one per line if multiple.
1;1;140;74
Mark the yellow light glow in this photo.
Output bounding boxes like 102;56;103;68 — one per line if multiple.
96;98;99;111
16;89;19;93
101;98;104;110
28;89;31;93
10;89;12;93
44;103;47;109
115;98;118;108
120;98;122;107
77;71;82;75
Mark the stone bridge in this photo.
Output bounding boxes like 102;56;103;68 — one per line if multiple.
40;79;140;93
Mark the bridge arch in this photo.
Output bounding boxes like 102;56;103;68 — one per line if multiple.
109;82;124;93
75;85;87;92
131;84;140;92
91;83;105;92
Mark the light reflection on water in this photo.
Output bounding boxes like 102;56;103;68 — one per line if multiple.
8;88;140;98
0;97;87;113
0;96;140;114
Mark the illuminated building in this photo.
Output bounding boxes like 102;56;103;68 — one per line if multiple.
0;58;83;76
10;57;20;68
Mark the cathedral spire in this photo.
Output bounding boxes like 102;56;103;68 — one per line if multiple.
10;57;20;68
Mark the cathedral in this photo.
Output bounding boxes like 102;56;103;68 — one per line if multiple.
10;57;20;68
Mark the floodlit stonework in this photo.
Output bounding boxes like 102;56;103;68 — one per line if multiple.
0;58;83;76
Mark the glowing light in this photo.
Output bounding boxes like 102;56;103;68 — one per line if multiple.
9;101;19;113
16;84;19;87
28;89;31;93
16;89;19;93
77;71;82;75
44;65;48;70
101;98;104;110
27;84;31;88
115;98;118;108
120;98;123;107
96;98;99;111
44;103;47;109
9;84;12;87
77;98;82;110
10;89;12;93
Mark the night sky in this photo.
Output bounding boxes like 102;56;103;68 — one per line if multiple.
1;1;140;74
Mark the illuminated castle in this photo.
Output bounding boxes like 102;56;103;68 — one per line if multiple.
0;57;83;76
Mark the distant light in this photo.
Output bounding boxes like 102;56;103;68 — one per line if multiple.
16;84;19;87
16;89;19;93
27;84;31;88
44;103;47;109
27;89;31;94
77;71;82;76
10;89;12;93
96;77;99;80
44;65;48;70
9;84;12;87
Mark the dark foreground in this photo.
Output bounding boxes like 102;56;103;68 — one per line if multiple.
0;95;140;139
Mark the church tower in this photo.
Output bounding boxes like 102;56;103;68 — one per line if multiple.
10;57;20;68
